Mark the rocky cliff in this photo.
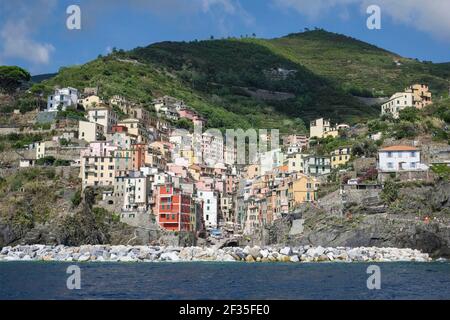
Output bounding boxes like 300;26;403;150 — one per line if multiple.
263;181;450;258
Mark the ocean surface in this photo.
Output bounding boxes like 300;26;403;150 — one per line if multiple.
0;261;449;300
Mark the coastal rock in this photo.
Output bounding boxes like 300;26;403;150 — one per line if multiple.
160;251;180;262
245;255;255;262
280;247;292;256
249;246;262;259
260;249;269;258
78;254;91;262
118;256;137;262
223;254;236;262
0;245;432;263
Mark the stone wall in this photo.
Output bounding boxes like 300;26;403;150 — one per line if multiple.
0;127;20;135
378;170;435;183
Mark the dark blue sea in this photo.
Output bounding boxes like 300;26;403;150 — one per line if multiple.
0;261;449;300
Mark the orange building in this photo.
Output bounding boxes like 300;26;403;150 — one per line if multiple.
156;184;194;232
131;143;146;171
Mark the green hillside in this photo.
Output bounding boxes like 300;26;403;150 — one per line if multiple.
251;30;450;97
36;30;450;132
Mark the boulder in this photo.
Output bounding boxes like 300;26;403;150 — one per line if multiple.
280;247;292;256
249;246;262;259
245;255;255;262
78;254;91;262
160;251;180;262
223;254;236;262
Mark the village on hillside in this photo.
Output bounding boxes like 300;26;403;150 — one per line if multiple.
1;81;450;246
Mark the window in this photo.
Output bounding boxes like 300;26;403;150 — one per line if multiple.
410;162;416;168
387;162;394;169
411;151;416;157
387;152;393;158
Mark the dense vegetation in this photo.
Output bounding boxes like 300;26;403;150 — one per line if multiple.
0;66;31;94
3;29;446;135
251;30;450;98
365;98;450;144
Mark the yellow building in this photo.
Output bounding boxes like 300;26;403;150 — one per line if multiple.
291;173;320;203
284;153;306;173
245;164;261;179
409;84;432;109
180;149;196;166
79;121;104;143
79;95;102;109
117;118;147;143
331;147;352;168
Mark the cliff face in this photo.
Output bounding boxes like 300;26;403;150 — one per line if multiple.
0;186;198;248
264;182;450;258
0;187;139;247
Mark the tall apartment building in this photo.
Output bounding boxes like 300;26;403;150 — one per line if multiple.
202;132;224;166
198;189;218;229
114;171;150;213
155;184;195;232
79;141;133;189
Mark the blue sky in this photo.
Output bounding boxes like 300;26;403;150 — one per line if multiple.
1;0;449;75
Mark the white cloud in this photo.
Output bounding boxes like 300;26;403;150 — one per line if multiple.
0;0;57;66
273;0;450;41
0;20;55;65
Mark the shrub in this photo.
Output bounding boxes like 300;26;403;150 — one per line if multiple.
399;107;420;123
71;189;82;207
381;179;399;204
431;164;450;180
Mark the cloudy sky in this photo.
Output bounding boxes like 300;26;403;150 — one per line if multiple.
0;0;449;74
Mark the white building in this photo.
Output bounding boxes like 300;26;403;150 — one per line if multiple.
202;132;224;166
86;107;118;134
260;148;284;175
381;84;432;119
115;171;150;212
378;145;428;172
310;118;343;139
381;92;414;119
284;153;306;173
198;190;218;229
47;87;79;112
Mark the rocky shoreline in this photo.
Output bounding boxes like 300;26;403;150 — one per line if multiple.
0;245;433;263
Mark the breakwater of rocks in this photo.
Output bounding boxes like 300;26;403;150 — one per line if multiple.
0;245;432;262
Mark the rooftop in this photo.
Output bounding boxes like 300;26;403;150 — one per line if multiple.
379;145;419;152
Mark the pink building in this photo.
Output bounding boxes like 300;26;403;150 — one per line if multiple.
167;163;188;178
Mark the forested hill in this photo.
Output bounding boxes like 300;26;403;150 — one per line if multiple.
35;29;450;132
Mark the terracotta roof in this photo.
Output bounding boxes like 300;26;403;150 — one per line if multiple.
380;145;419;151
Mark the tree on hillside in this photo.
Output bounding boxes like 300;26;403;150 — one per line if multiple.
352;139;378;158
0;66;31;94
399;107;419;123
